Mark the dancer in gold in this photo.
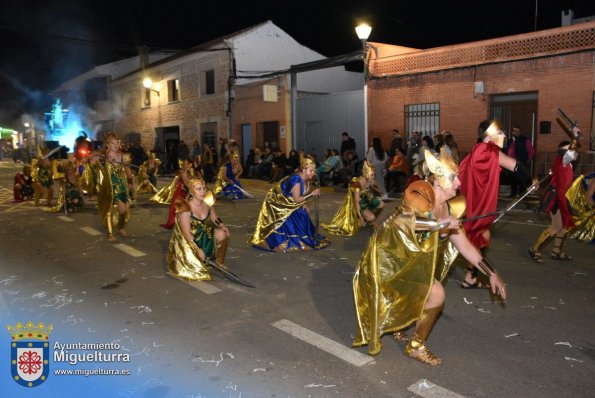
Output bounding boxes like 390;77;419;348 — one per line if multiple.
566;172;595;243
352;148;507;365
168;177;230;281
97;133;134;241
250;156;330;252
136;152;161;195
322;160;384;236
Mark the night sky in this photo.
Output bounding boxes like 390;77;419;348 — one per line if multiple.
0;0;593;128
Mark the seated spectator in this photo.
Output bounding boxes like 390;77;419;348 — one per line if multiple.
247;148;263;178
316;149;342;183
270;150;287;182
256;147;274;179
13;165;33;202
285;149;300;176
385;147;408;193
338;150;358;187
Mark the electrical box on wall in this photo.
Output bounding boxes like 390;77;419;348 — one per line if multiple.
474;81;484;94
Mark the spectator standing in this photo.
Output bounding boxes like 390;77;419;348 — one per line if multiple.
340;131;356;157
389;129;405;157
191;140;202;159
507;126;535;197
366;137;389;200
178;140;190;161
406;131;422;177
443;133;460;164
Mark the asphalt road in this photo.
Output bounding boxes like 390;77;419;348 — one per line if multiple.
0;160;594;398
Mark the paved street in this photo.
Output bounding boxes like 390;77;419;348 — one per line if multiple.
1;160;594;398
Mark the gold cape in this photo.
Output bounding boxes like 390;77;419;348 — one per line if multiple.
79;162;97;196
352;207;459;356
97;161;129;228
150;175;180;204
213;165;228;195
249;176;312;246
322;178;364;236
566;175;595;242
167;199;212;281
136;160;159;194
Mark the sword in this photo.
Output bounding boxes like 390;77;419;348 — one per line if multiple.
557;108;583;144
558;108;577;129
460;171;552;224
41;145;65;159
231;182;254;198
206;258;256;288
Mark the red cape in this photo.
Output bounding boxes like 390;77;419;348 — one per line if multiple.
459;142;501;249
546;155;574;229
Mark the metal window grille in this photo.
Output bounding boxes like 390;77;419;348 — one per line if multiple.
405;103;440;138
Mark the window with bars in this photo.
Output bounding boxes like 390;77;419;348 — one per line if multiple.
405;103;440;138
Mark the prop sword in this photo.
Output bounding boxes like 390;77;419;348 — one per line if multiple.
41;145;65;159
206;258;256;288
457;171;552;224
231;182;254;198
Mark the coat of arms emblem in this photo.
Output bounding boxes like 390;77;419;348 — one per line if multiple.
7;321;53;387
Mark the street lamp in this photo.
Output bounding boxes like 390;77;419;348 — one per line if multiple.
355;22;372;152
143;78;160;106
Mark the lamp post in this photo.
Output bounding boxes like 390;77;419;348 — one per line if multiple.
355;23;372;154
143;78;160;106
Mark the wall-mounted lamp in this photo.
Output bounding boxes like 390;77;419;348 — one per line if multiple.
355;23;372;49
143;78;160;96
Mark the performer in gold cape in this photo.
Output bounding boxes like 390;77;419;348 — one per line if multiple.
136;152;161;195
322;160;385;236
213;150;247;199
49;158;83;213
96;133;134;241
250;155;330;252
566;172;595;242
353;148;507;365
150;159;196;229
32;155;54;207
168;177;230;281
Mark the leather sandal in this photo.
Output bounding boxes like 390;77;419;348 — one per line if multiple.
528;248;544;263
550;249;572;260
405;342;442;366
393;331;409;342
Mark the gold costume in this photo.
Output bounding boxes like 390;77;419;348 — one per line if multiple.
97;161;130;236
352;206;459;356
79;162;97;196
137;159;160;194
167;199;212;281
322;178;363;236
566;174;595;242
150;176;180;204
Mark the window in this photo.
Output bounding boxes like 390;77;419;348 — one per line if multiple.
204;70;215;95
405;103;440;138
143;88;151;107
168;79;180;102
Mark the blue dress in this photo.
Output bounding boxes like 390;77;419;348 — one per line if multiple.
220;163;246;199
250;174;330;252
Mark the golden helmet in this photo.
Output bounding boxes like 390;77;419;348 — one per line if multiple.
482;120;506;149
424;148;459;190
300;155;315;169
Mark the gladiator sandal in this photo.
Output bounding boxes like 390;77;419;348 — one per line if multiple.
214;236;230;268
405;306;443;366
106;212;116;242
393;330;409;342
528;228;553;263
551;232;572;260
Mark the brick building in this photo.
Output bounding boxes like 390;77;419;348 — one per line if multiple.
366;21;595;173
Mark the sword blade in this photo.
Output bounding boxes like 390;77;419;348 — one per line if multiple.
557;108;577;128
207;259;256;288
232;183;254;198
493;171;552;223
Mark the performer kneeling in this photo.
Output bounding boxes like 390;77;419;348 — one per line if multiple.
322;160;384;236
352;149;506;364
13;165;33;202
168;177;230;281
213;150;247;199
250;155;330;252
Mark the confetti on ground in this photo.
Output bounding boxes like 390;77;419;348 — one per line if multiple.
504;333;519;338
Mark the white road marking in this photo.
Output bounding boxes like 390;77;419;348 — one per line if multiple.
408;379;466;398
184;280;221;294
113;243;146;257
80;226;102;236
58;215;74;222
271;319;374;367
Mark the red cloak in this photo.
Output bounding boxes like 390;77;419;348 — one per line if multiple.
459;142;501;249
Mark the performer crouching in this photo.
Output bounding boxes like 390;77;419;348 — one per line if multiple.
322;160;384;235
213;150;247;199
168;177;231;281
97;133;134;242
352;149;507;364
